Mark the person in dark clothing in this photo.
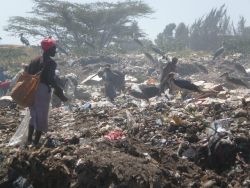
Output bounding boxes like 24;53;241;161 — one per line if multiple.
98;64;126;101
27;38;68;146
99;67;117;102
159;57;178;93
98;64;125;101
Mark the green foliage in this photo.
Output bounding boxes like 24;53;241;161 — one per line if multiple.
225;36;250;55
155;23;177;52
155;5;250;55
0;46;39;75
5;0;153;55
189;5;231;51
155;22;189;52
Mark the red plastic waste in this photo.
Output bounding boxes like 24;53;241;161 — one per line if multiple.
0;80;11;89
104;130;125;140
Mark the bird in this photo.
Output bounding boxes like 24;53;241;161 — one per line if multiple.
213;42;224;60
19;33;30;46
166;72;202;95
234;63;248;76
159;57;178;92
98;66;126;102
128;84;161;102
98;65;125;92
220;72;249;88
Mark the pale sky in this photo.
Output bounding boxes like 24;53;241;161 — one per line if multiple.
0;0;250;45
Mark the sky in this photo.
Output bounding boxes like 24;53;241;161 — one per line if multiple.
0;0;250;45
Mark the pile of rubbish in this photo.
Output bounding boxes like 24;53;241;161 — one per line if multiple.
0;53;250;188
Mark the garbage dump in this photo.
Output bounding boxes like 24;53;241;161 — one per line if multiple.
0;53;250;188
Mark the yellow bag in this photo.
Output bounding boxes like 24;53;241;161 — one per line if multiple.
11;72;41;107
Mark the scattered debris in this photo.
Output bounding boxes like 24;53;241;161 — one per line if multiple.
0;53;250;187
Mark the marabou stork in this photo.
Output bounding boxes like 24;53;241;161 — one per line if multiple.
213;42;224;60
234;63;248;76
128;84;161;102
19;33;30;46
220;72;249;88
167;72;202;94
98;66;125;92
159;57;178;92
98;66;126;101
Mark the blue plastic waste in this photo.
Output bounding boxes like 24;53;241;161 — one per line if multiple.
81;102;92;110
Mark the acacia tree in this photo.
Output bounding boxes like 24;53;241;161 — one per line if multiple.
189;5;231;51
5;0;153;54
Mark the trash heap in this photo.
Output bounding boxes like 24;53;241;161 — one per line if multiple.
0;53;250;188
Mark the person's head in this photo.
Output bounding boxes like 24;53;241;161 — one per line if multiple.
41;38;57;57
172;57;178;64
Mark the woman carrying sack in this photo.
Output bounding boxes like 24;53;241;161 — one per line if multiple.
27;38;68;146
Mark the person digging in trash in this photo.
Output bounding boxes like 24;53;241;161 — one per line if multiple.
159;57;178;93
98;64;125;93
98;65;125;102
27;38;68;146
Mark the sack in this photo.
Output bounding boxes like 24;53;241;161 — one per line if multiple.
11;72;41;107
8;108;30;146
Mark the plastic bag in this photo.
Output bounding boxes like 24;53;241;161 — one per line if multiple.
207;118;232;136
8;108;30;146
64;78;75;99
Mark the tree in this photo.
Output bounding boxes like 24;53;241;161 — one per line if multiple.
237;16;246;35
155;23;176;52
189;5;232;51
5;0;153;54
175;23;189;50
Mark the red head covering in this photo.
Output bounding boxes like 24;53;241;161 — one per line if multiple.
41;38;56;52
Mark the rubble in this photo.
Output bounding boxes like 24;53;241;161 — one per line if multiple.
0;53;250;187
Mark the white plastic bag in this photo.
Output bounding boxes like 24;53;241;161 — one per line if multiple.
8;108;30;146
65;78;75;99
